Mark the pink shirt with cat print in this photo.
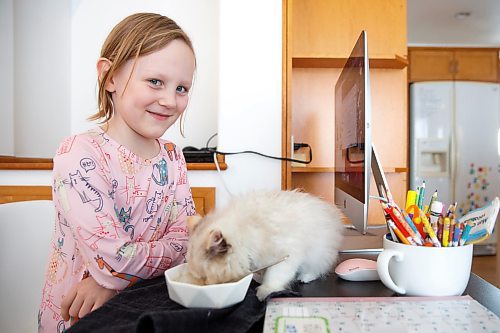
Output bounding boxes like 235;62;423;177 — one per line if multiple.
38;127;194;332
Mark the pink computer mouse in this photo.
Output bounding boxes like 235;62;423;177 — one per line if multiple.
334;258;380;282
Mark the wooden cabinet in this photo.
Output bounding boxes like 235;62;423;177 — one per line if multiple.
291;0;406;59
409;48;499;82
282;0;408;225
0;186;216;215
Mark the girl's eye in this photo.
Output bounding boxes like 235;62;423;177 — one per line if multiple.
176;86;188;94
149;79;163;87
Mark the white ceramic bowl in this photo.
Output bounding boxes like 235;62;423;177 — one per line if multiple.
164;263;253;309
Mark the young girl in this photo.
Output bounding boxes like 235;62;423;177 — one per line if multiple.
38;13;197;332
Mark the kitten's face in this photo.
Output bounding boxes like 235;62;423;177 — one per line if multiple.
186;214;247;284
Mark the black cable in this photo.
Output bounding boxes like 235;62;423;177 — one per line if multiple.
198;133;313;164
206;145;312;164
205;133;218;149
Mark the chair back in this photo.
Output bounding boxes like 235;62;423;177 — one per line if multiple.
0;200;54;333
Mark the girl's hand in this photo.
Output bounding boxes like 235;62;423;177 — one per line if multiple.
60;275;117;324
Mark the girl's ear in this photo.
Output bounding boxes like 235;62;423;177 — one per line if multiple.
96;57;115;93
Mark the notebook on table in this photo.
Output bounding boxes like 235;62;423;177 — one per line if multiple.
263;295;499;333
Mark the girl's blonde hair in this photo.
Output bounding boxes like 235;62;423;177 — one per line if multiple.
90;13;195;126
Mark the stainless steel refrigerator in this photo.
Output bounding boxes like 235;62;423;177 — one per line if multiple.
410;81;500;255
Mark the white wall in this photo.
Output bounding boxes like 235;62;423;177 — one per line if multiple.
11;0;71;158
0;0;283;207
71;0;219;149
0;0;14;156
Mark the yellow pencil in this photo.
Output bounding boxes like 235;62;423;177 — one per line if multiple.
442;217;450;247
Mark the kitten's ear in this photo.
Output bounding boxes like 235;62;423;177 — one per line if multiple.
187;214;203;234
206;230;231;258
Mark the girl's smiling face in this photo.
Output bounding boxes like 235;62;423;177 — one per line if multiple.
104;39;195;152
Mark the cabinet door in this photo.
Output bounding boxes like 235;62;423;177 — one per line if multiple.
454;50;498;82
409;49;454;82
292;0;406;58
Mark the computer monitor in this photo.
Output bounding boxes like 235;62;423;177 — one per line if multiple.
334;30;375;235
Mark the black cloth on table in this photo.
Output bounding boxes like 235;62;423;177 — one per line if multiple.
67;276;298;333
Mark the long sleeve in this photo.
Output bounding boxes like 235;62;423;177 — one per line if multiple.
51;130;194;291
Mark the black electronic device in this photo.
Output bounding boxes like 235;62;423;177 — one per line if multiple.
182;146;215;163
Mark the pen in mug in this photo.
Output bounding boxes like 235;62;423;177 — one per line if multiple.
403;212;423;240
415;187;420;212
452;220;462;247
459;221;474;246
411;215;426;239
442;217;451;247
429;201;443;234
390;206;423;245
437;215;444;243
382;209;399;243
405;190;418;218
387;224;398;243
448;215;456;246
407;204;426;239
382;203;415;245
417;181;426;210
412;216;424;238
418;209;441;247
445;202;457;218
387;219;410;245
427;189;438;214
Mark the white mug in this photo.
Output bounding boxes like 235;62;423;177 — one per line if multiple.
377;234;473;296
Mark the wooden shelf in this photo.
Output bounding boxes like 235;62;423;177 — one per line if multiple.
292;167;335;173
0;155;227;171
291;166;407;173
292;55;408;69
0;185;216;216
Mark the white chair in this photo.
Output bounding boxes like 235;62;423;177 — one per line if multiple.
0;200;55;333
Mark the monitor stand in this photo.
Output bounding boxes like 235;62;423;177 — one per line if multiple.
339;144;391;255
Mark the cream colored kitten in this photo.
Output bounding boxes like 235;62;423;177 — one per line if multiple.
184;190;345;301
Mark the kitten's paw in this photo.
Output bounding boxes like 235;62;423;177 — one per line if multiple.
256;285;281;301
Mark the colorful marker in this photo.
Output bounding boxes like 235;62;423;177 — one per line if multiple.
442;217;451;247
387;219;410;245
390;206;423;245
427;190;438;214
445;202;457;218
437;215;444;243
382;203;416;245
429;201;443;234
405;190;418;213
382;209;399;243
412;216;426;238
404;213;424;242
417;181;426;210
419;210;441;247
452;220;463;247
459;221;474;246
448;216;456;246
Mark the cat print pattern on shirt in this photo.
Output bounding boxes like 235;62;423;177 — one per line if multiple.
152;158;168;186
39;128;193;332
69;170;103;212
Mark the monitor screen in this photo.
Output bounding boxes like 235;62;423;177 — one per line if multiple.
334;31;372;234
